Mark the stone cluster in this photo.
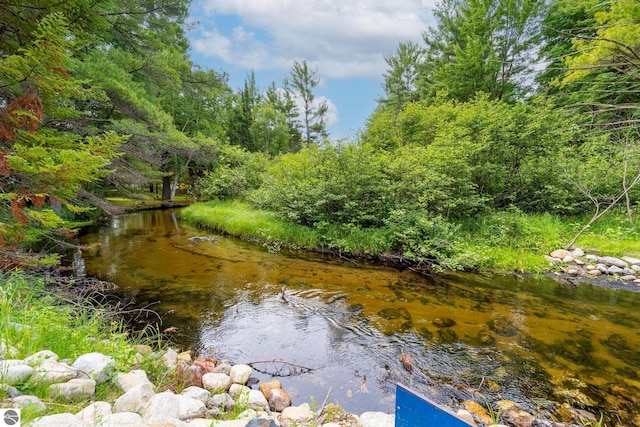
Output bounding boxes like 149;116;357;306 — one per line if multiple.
0;343;393;427
547;248;640;284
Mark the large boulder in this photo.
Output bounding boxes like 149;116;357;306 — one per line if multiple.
115;369;153;393
75;401;112;425
48;378;96;400
202;372;232;393
357;412;395;427
72;352;115;384
229;364;252;385
113;382;155;413
32;361;77;383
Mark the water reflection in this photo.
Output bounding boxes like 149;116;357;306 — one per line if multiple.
75;209;640;424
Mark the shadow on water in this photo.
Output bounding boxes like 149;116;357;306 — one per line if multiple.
74;209;640;425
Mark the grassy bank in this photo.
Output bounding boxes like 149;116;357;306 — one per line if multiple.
181;201;640;273
0;271;171;422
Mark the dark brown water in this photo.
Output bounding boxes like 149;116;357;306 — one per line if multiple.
74;209;640;425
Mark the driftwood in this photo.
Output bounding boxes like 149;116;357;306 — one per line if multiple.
247;359;314;377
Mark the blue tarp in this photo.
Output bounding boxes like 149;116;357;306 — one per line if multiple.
395;383;475;427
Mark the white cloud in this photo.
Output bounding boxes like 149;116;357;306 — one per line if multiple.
190;0;435;79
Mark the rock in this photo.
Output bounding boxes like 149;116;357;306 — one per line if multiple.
246;419;279;427
134;344;153;354
632;265;640;272
607;265;624;274
587;270;602;276
281;403;314;421
596;264;608;273
562;255;575;264
208;392;235;411
623;267;636;275
75;401;112;425
463;400;493;425
259;379;282;398
433;318;456;328
0;341;18;359
455;409;478;426
24;350;59;366
178;350;192;362
163;348;179;367
572;248;585;257
229;383;251;399
180;386;210;401
236;408;258;420
488;317;519;337
48;378;96;400
598;256;628;268
585;264;596;271
213;360;232;375
72;352;115;384
115;369;153;393
229;364;252;385
113;382;155;413
269;388;292;411
544;256;559;266
32;361;77;383
574;258;585;265
141;390;205;424
12;395;46;413
103;411;144;424
0;365;33;385
621;275;636;282
247;389;269;411
202;372;232;393
550;249;572;260
357;411;395;427
30;413;84;427
1;384;21;397
622;256;640;265
585;254;598;261
193;357;218;374
566;267;579;276
497;400;534;427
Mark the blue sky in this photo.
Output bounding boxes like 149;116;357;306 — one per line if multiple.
186;1;435;140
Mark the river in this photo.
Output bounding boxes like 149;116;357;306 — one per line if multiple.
73;209;640;425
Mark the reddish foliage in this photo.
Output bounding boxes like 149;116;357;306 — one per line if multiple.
10;197;28;225
0;88;44;142
0;150;10;178
31;194;46;208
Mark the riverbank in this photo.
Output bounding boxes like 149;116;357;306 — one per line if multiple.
0;270;605;427
180;200;640;289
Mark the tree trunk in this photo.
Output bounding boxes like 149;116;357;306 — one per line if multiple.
161;175;172;201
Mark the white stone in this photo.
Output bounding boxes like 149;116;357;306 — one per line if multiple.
247;389;269;411
115;369;153;393
12;395;46;413
30;413;84;427
180;385;211;401
282;403;314;421
562;255;575;264
103;411;144;425
587;270;602;276
48;378;96;400
596;264;608;273
141;391;205;424
575;259;585;265
572;248;585;257
622;256;640;265
24;350;58;366
75;401;112;425
585;264;596;271
188;419;226;427
236;408;258;420
209;392;235;411
32;361;77;383
607;265;624;275
598;256;628;269
72;352;115;384
113;382;155;413
456;409;476;425
163;348;179;367
202;372;232;393
632;265;640;272
229;383;251;399
229;364;253;385
357;412;395;427
0;365;33;385
0;340;19;359
621;275;636;282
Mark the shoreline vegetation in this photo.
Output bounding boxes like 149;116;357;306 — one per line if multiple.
179;200;640;280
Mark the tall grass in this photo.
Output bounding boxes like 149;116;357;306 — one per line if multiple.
181;201;640;273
